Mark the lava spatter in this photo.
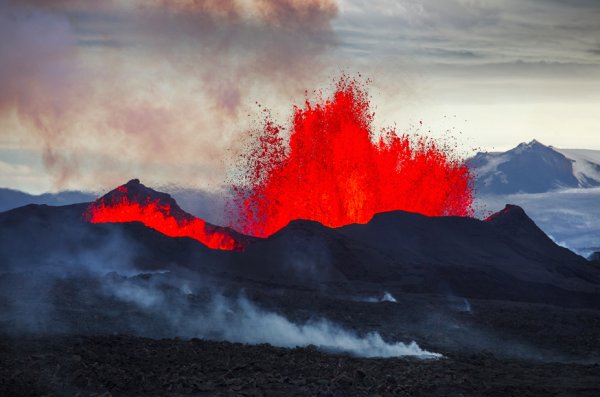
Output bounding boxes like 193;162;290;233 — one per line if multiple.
232;75;473;237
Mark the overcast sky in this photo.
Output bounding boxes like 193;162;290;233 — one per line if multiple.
1;0;599;193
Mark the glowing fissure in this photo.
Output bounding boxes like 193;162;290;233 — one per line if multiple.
86;185;243;251
84;76;473;246
232;76;474;237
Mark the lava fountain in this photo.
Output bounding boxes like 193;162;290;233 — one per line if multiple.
232;75;473;237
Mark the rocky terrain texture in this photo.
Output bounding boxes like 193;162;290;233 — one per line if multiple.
1;270;599;396
2;334;599;397
1;181;599;396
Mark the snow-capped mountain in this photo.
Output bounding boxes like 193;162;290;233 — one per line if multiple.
468;140;600;195
553;147;600;188
470;140;600;256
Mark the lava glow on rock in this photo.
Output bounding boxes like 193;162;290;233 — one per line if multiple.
232;76;474;237
86;184;243;251
85;76;473;248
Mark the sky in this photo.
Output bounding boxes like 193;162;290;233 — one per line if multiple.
0;0;599;193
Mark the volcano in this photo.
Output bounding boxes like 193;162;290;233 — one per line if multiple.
85;179;249;251
1;180;598;308
2;180;600;395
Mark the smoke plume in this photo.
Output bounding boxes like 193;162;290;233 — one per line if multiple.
0;269;439;358
101;274;440;358
0;0;339;190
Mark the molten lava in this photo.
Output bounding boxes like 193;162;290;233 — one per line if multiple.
85;76;473;246
86;182;244;251
233;76;473;237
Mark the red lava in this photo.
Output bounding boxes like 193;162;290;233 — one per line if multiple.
232;75;473;237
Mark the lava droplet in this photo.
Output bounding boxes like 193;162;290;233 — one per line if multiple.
231;75;474;237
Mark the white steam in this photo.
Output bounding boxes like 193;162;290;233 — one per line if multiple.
381;291;397;303
461;298;472;313
356;291;398;303
104;277;439;358
446;293;472;313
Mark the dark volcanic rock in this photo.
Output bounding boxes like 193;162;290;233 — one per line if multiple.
1;181;599;396
0;202;227;274
1;183;599;307
88;178;254;247
337;205;598;307
1;335;599;397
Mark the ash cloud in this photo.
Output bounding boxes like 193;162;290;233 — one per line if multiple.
0;1;83;185
0;0;339;191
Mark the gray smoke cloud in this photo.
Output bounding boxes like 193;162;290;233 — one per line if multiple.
355;291;398;303
101;274;439;358
0;268;440;358
0;209;438;359
0;0;339;190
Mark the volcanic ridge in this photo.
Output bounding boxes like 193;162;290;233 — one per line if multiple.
2;179;600;396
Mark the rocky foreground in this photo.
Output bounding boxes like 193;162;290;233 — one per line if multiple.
2;191;600;396
1;334;599;397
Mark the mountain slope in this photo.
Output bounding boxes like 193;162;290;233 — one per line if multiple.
86;179;252;250
553;148;600;187
0;188;96;213
336;205;598;301
474;188;600;257
1;182;598;308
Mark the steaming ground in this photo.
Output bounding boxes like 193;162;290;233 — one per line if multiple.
101;273;437;358
1;268;600;395
0;270;436;359
1;202;600;395
1;269;599;360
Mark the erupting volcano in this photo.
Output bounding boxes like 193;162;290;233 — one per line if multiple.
85;179;245;251
232;76;474;237
84;76;473;242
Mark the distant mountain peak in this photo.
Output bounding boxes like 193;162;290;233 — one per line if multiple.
513;139;551;153
518;139;543;147
467;140;597;194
